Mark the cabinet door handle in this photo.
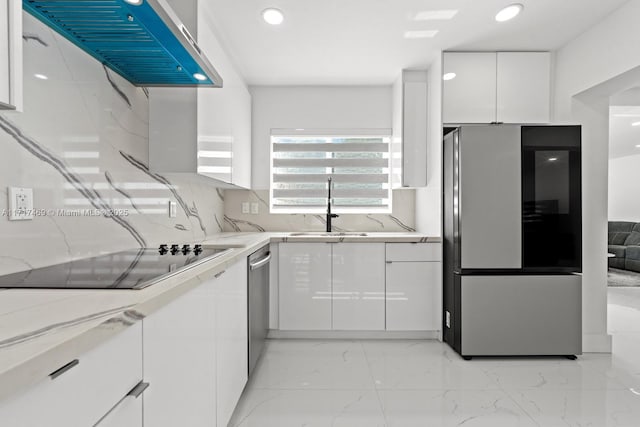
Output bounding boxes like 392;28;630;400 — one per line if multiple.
386;261;393;264
49;359;79;380
214;270;226;278
127;381;150;399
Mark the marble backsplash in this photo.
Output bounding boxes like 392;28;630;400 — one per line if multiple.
223;189;416;232
0;14;224;275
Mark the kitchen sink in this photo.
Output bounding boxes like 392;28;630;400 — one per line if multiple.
289;232;368;237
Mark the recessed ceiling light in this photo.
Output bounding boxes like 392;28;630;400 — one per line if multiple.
495;3;524;22
414;10;458;21
193;73;207;81
404;30;439;39
124;0;143;5
548;157;558;161
443;73;456;81
262;8;284;25
636;145;640;148
34;73;48;80
632;121;640;126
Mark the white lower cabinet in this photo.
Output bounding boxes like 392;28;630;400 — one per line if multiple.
143;279;217;427
95;387;144;427
278;242;442;333
386;243;442;331
0;322;143;427
279;242;332;330
332;243;385;330
143;259;248;427
279;242;385;331
216;260;248;427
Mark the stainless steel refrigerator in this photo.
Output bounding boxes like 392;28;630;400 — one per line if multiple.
443;125;582;359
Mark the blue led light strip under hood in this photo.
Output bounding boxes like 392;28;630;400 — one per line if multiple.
23;0;223;87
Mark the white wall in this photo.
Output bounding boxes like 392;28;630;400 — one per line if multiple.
250;86;392;189
553;0;640;352
609;153;640;221
415;53;443;236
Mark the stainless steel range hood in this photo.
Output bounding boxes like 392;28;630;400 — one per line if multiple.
23;0;223;87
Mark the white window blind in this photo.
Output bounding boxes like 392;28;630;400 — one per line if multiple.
270;130;392;213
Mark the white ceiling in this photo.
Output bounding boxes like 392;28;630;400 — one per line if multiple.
610;88;640;159
206;0;629;86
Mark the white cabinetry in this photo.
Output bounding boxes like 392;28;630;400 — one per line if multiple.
143;259;248;427
143;279;217;427
442;52;550;124
386;243;442;331
0;323;143;426
215;260;248;427
149;0;251;188
279;242;332;330
392;70;428;187
95;387;144;427
0;0;22;110
332;243;385;330
278;242;385;331
496;52;551;124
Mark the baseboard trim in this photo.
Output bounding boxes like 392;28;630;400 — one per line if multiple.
268;330;441;340
582;333;613;353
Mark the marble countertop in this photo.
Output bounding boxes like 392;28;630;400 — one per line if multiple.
0;232;439;401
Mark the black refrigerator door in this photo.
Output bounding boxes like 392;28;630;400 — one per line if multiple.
521;126;582;272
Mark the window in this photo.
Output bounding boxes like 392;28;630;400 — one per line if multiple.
270;129;392;213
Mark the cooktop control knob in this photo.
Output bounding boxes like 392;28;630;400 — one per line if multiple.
159;244;169;255
194;244;203;255
182;244;191;255
170;244;180;255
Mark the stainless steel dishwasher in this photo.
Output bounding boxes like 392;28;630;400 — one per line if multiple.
247;245;271;376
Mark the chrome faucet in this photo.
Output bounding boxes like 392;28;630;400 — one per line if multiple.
326;177;339;232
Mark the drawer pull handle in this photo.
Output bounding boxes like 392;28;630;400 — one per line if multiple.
127;381;150;399
49;359;79;380
386;261;393;264
214;270;226;278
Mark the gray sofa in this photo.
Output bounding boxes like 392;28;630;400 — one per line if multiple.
608;221;640;272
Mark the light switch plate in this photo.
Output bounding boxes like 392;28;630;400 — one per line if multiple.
241;202;250;214
168;201;177;218
8;187;34;221
250;202;259;214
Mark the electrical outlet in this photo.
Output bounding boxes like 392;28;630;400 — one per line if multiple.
241;202;250;214
168;201;177;218
8;187;34;221
445;311;451;328
250;202;259;214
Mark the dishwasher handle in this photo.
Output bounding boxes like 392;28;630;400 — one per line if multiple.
249;252;271;271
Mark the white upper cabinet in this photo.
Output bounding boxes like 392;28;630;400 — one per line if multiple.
496;52;551;124
0;0;22;111
149;0;251;188
392;70;428;187
443;52;497;124
443;51;550;124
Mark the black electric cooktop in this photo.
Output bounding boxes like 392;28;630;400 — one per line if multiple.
0;245;227;290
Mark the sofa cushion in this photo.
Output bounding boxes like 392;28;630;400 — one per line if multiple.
608;245;627;259
624;232;640;246
609;221;635;233
609;245;627;269
626;245;640;261
610;232;632;245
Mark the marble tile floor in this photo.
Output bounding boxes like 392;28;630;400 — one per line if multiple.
229;287;640;426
